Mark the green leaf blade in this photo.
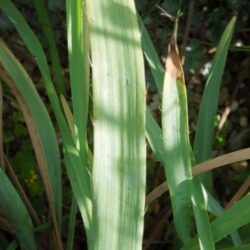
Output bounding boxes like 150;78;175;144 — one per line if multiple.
191;177;215;250
193;16;236;189
0;1;93;236
0;168;37;250
139;16;164;94
162;38;192;243
86;1;146;249
66;0;90;172
34;0;65;94
0;40;62;227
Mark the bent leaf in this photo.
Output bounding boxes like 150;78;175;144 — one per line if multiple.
0;40;62;248
183;193;250;250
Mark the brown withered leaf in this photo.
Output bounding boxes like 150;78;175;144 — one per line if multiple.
165;37;184;84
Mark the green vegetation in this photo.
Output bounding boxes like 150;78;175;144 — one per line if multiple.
0;0;249;249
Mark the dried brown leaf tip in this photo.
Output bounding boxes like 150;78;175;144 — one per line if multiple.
165;37;184;84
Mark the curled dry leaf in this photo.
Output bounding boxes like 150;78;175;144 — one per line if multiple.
165;37;184;84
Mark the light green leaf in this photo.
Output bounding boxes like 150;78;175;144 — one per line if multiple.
86;0;146;249
162;36;192;243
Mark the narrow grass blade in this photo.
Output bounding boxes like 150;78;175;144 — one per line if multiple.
60;94;76;140
204;187;242;245
140;16;166;165
63;150;92;240
190;149;215;250
0;0;68;132
0;0;93;235
33;0;65;94
66;198;77;250
6;240;18;250
193;16;236;190
0;168;37;250
60;96;92;239
183;193;250;250
3;153;41;226
191;16;236;248
0;81;3;167
146;108;164;163
162;36;192;243
0;41;63;248
138;17;166;165
191;177;215;249
86;0;146;249
66;0;90;172
139;16;164;94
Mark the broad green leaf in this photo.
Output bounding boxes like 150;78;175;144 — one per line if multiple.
0;168;37;250
183;193;250;250
139;17;164;94
193;16;236;190
162;36;192;243
86;0;146;249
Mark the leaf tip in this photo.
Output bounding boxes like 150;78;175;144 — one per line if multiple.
165;37;184;84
